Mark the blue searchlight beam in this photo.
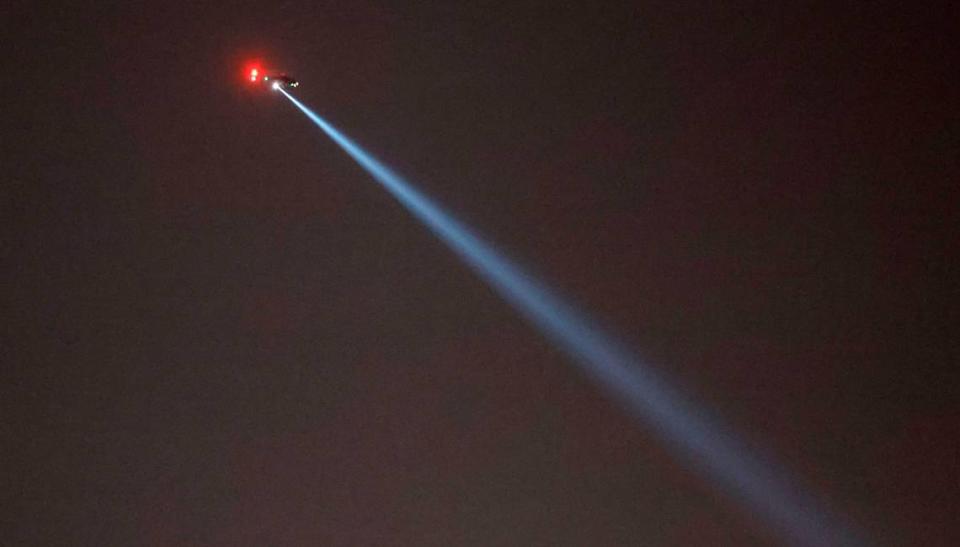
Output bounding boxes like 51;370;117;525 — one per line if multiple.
280;89;862;547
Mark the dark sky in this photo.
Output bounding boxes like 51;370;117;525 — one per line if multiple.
3;2;957;545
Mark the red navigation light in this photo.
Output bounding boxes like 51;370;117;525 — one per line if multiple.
249;68;259;82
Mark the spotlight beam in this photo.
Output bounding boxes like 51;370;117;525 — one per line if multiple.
279;89;862;547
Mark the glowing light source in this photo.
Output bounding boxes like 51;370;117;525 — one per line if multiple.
278;89;864;547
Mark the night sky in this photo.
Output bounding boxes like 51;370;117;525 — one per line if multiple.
3;2;957;545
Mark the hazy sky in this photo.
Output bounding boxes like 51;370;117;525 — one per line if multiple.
4;2;956;545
